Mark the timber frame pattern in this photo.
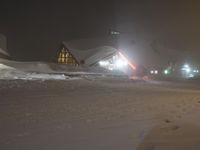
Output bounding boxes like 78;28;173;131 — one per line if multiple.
57;45;79;65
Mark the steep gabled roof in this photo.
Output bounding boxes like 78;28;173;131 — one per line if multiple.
84;46;117;66
62;37;118;66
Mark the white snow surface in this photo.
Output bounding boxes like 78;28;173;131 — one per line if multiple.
0;60;72;80
0;65;68;80
0;59;126;80
1;79;200;150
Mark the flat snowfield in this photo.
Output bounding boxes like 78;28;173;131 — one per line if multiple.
1;79;200;150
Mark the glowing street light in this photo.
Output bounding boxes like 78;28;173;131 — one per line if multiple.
184;64;189;68
185;68;191;73
115;59;128;68
164;69;168;75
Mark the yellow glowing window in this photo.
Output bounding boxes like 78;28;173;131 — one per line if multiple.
57;47;78;64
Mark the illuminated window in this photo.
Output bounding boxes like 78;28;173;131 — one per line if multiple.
57;47;78;64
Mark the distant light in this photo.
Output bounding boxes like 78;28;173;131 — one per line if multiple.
118;51;136;70
115;59;127;68
184;64;189;68
189;74;194;78
108;67;113;71
186;68;191;73
164;69;168;75
182;64;191;73
99;61;109;66
193;70;199;73
150;70;158;74
111;31;120;35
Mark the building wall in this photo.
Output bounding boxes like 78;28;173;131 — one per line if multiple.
0;53;10;59
0;34;7;50
0;34;10;59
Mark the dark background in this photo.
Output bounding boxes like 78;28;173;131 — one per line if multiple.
1;1;200;63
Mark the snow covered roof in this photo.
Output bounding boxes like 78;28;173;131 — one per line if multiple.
62;38;118;66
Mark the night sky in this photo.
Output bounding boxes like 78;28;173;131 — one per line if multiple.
1;1;200;63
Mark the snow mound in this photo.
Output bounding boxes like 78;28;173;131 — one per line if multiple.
17;73;68;80
0;63;71;80
0;59;128;81
0;59;127;78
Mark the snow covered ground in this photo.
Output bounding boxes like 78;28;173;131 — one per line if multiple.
0;59;127;80
0;63;70;80
1;78;200;150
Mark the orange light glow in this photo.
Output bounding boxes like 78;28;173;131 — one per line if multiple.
118;51;136;70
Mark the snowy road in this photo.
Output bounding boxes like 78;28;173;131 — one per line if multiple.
1;79;200;150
